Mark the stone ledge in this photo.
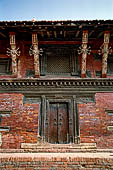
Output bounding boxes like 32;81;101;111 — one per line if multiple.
21;142;97;151
1;148;113;153
0;152;113;169
23;149;113;153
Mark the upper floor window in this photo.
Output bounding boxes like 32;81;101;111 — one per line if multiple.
40;46;79;76
0;58;11;75
107;55;113;75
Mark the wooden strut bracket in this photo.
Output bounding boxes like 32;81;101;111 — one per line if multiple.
98;31;112;78
7;32;20;77
78;31;91;78
29;33;40;78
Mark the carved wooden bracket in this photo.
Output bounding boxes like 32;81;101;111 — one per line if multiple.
7;32;20;77
78;31;91;78
98;31;112;78
29;33;40;78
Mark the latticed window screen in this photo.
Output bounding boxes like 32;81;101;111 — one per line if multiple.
47;53;71;73
40;47;77;75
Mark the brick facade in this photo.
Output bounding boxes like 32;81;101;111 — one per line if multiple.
0;92;113;149
79;93;113;148
0;20;113;150
0;93;39;149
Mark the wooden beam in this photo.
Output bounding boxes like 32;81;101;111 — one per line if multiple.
41;31;44;38
47;31;50;38
0;32;7;38
54;31;57;38
76;31;80;37
64;31;66;38
39;41;81;45
97;31;104;38
89;30;94;37
24;40;97;45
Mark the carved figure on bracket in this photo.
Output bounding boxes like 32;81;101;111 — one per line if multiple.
78;31;91;78
98;31;112;78
7;32;20;77
29;33;43;78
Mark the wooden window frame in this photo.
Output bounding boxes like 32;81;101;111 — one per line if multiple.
0;58;11;75
40;46;79;76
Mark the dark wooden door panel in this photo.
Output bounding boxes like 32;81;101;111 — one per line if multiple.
48;102;69;144
48;103;58;143
58;103;68;144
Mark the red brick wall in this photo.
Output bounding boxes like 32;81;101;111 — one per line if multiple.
0;93;39;149
79;93;113;148
0;93;113;149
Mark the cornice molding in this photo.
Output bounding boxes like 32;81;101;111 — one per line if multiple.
0;78;113;86
0;78;113;93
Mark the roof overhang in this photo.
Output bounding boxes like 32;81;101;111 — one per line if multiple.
0;20;113;41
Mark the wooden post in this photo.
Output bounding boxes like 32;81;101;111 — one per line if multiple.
81;31;88;78
7;32;20;77
10;32;17;77
78;31;91;78
32;33;40;78
102;31;110;78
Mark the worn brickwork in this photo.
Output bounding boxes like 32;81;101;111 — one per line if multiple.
0;93;39;149
0;93;113;149
79;93;113;148
0;153;113;169
78;54;102;78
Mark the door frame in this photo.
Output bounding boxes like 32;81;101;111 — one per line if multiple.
46;100;72;143
40;96;79;144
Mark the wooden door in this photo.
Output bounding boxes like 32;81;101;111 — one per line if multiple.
48;102;69;144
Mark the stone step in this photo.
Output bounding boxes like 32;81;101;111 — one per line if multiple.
21;143;97;152
1;152;113;169
1;148;113;153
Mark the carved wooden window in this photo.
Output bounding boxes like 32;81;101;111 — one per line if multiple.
47;53;71;73
107;55;113;75
40;46;78;76
0;58;11;75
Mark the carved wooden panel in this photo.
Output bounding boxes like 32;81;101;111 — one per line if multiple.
40;46;79;75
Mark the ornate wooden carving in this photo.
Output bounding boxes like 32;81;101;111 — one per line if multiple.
102;31;109;78
30;33;40;78
29;33;43;78
40;46;76;75
78;31;91;78
7;32;20;77
98;31;112;78
0;79;113;93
